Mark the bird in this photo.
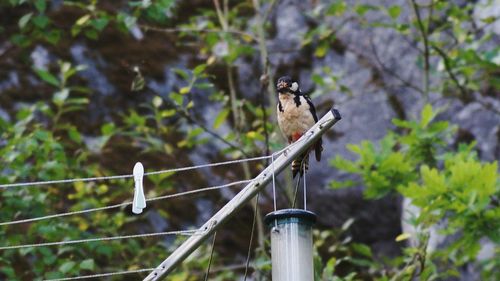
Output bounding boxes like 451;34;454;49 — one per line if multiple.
276;76;322;178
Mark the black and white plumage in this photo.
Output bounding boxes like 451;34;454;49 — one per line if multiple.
276;76;322;178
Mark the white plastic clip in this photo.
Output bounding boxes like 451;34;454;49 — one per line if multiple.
132;162;146;214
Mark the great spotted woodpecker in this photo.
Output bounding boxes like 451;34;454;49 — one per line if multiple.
276;76;322;178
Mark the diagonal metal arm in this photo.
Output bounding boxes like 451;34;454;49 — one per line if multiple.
144;109;341;281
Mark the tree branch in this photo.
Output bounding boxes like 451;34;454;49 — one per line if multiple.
213;0;228;30
431;45;468;98
146;86;251;157
252;0;277;119
370;38;424;95
408;0;432;100
139;24;258;43
213;0;265;251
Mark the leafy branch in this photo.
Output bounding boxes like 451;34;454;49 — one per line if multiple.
432;45;500;115
138;25;258;43
146;86;251;158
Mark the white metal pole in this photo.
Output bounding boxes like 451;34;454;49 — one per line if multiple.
143;109;341;281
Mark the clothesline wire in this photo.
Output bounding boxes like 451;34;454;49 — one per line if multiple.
43;268;154;281
0;229;199;251
0;137;313;281
0;137;310;190
0;180;252;226
0;152;281;189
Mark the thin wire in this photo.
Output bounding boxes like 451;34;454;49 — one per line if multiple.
0;229;198;251
0;180;252;226
204;232;217;281
43;268;154;281
0;140;301;190
0;174;132;189
0;201;130;226
243;193;259;281
303;161;307;210
147;180;251;203
0;155;277;189
0;140;298;225
291;176;301;209
292;154;309;209
144;155;272;176
271;152;277;212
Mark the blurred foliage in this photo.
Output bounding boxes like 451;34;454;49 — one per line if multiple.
0;0;499;280
331;105;500;280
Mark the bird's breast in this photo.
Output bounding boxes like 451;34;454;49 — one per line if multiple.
277;94;316;140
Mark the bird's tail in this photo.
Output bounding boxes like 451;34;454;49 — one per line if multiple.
292;138;322;178
292;153;309;179
315;138;323;162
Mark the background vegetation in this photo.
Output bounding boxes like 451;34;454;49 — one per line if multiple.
0;0;499;280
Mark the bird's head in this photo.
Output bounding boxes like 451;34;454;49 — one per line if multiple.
276;76;299;94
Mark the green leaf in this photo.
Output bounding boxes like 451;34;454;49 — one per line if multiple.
34;68;59;87
66;97;88;105
330;156;360;173
170;92;183;105
330;180;356;189
79;259;94;270
420;104;434;127
76;14;91;26
387;6;401;19
101;123;116;135
193;64;207;76
395;233;411;242
119;13;136;30
172;68;189;80
91;17;109;31
18;13;33;29
341;218;355;231
392;118;413;128
213;108;230;129
46;30;61;44
34;0;46;13
10;34;31;47
351;243;372;257
53;89;69;106
179;86;190;94
314;42;329;58
194;82;213;90
67;126;82;144
326;1;347;16
354;4;378;16
480;16;497;24
84;29;98;40
161;109;176;118
311;73;324;86
59;261;76;273
32;15;49;28
131;73;145;91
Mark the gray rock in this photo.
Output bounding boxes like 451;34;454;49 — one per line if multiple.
70;44;116;96
30;45;50;70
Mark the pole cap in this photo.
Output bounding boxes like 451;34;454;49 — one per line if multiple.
264;209;317;227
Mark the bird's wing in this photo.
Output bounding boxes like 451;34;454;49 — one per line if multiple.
303;94;319;122
303;94;322;161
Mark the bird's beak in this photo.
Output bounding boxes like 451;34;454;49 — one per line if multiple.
277;81;289;91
